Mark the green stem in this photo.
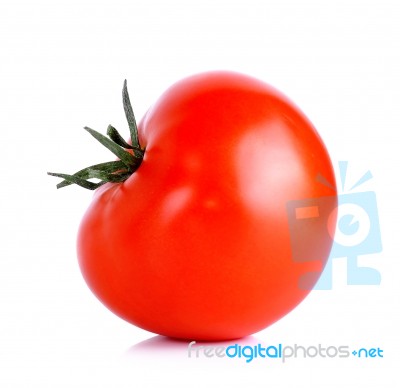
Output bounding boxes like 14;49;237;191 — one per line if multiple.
107;125;134;149
48;80;145;190
123;79;141;150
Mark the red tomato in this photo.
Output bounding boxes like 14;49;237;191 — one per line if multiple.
76;71;337;340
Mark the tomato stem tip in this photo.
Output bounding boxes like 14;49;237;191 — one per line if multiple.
48;81;145;190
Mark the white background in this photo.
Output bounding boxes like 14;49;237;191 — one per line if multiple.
1;0;399;387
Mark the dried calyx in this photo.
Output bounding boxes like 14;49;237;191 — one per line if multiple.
48;80;145;190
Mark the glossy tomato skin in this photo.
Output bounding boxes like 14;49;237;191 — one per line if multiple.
77;71;337;340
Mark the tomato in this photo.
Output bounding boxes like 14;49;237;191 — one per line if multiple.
54;71;337;340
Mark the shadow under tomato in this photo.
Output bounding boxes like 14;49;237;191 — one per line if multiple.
126;334;260;359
